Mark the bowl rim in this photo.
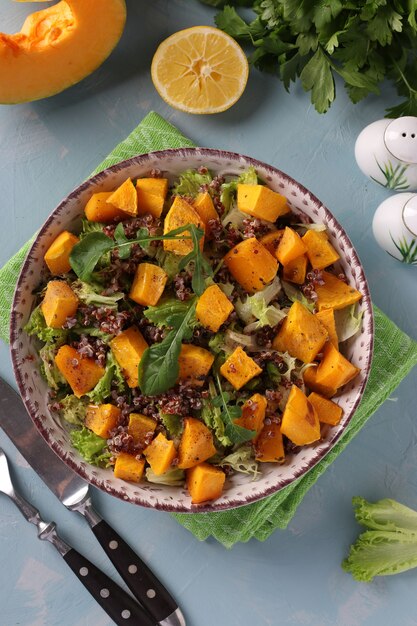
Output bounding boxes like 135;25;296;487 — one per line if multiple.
10;146;374;513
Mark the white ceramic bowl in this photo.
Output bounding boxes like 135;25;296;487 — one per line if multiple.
10;148;374;513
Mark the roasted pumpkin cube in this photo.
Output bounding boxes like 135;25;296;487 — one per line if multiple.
85;403;121;438
237;184;290;222
144;433;177;475
259;229;285;255
316;271;362;311
275;227;307;266
128;413;157;447
308;392;343;426
315;308;338;348
234;393;267;439
163;196;204;255
193;192;218;230
303;365;337;398
107;178;137;216
114;453;145;482
220;346;262;390
177;417;217;469
84;191;125;223
136;177;169;218
316;342;360;390
110;326;148;388
186;462;226;504
41;280;79;328
178;344;214;386
272;301;328;363
282;254;308;285
224;237;278;294
44;230;79;275
281;385;320;446
255;422;285;463
302;230;340;270
196;284;234;332
129;263;168;307
55;345;105;398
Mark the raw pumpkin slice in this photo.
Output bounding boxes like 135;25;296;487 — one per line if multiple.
0;0;126;104
151;26;249;114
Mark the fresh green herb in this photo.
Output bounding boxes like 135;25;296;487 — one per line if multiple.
58;395;88;425
69;223;210;294
138;299;198;396
201;0;417;115
70;427;111;467
172;168;213;197
343;497;417;582
213;374;255;445
24;305;68;344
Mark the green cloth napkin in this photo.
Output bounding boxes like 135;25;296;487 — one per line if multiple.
1;111;417;548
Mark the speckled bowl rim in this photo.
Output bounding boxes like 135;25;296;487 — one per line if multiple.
10;147;374;513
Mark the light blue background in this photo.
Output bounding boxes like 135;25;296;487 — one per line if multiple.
1;2;417;625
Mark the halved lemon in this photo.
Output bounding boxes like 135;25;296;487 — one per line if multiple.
151;26;249;115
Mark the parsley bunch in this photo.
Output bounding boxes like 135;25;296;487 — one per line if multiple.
201;0;417;116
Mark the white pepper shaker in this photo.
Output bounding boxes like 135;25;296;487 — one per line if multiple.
372;192;417;264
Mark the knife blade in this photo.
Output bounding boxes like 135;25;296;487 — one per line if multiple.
0;377;185;626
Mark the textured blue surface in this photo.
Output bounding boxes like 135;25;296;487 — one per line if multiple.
0;2;417;625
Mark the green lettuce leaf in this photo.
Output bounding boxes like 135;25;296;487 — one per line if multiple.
172;168;212;197
39;343;67;390
334;304;364;343
281;280;315;312
59;395;88;425
200;397;232;448
24;305;68;344
218;446;260;479
220;166;259;212
342;497;417;582
145;467;185;486
159;413;183;438
235;276;281;324
70;427;111;467
71;280;124;309
86;352;125;404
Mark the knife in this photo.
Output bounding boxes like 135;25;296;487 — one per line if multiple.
0;377;185;626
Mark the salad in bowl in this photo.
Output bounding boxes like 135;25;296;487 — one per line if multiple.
11;148;373;511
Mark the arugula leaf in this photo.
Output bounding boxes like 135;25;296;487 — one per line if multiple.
144;299;193;328
113;222;132;260
213;374;255;445
138;299;197;395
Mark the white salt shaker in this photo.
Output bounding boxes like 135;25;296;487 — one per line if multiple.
355;116;417;191
372;193;417;264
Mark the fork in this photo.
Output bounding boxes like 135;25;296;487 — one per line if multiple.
0;448;156;626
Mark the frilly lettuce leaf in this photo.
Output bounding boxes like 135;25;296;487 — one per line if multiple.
71;280;123;309
24;305;68;344
70;426;111;467
86;352;125;404
220;165;258;212
281;280;315;312
58;394;88;425
145;467;185;486
39;343;67;390
235;277;281;324
218;446;260;480
334;304;364;343
172;168;212;197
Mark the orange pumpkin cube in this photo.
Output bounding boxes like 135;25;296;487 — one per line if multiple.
144;433;177;475
308;392;343;426
275;227;307;266
281;385;320;446
282;254;308;285
237;184;290;222
272;301;328;363
84;192;125;222
315;272;362;311
127;413;157;447
163;196;204;255
196;284;234;332
259;229;285;255
41;280;79;328
44;231;79;276
302;230;340;270
234;393;267;439
129;263;168;307
186;462;226;504
136;177;169;218
220;346;263;390
178;344;214;387
85;404;121;438
315;308;338;348
303;365;337;398
193;192;218;230
110;326;148;388
114;453;145;482
107;178;138;216
316;342;360;390
255;422;285;462
55;345;105;398
224;237;278;294
177;417;217;469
